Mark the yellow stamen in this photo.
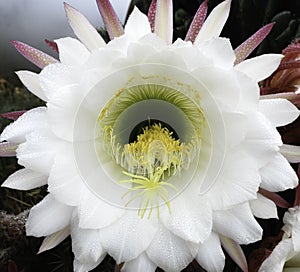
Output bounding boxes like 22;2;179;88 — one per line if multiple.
103;123;196;218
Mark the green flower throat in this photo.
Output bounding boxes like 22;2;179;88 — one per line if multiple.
98;84;205;218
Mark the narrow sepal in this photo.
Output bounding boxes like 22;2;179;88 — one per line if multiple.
280;144;300;163
11;41;58;68
0;142;17;157
148;0;157;33
38;227;70;254
185;0;208;43
0;110;26;120
154;0;173;44
220;235;248;272
45;39;59;53
64;2;105;51
234;23;275;65
259;188;291;208
96;0;124;39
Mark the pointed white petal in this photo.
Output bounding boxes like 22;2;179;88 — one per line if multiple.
16;71;47;101
196;232;225;272
78;189;124;229
38;227;70;253
55;37;90;65
250;193;278;219
0;107;47;144
125;7;151;40
71;214;106;265
235;54;283;82
204;150;260;210
146;224;193;272
16;130;56;175
26;194;73;237
222;111;247;148
280;144;300;163
213;203;262;244
48;145;84;206
47;84;84;141
199;37;235;68
260;153;298;192
161;195;212;244
259;98;299;127
2;168;47;190
122;253;157;272
64;3;105;51
220;236;248;272
100;212;156;263
74;258;103;272
191;67;241;109
39;63;81;101
246;112;282;144
195;0;231;44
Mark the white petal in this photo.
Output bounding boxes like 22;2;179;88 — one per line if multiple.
280;144;300;163
146;224;193;272
55;37;90;66
74;258;103;272
26;194;73;237
48;145;84;206
161;195;212;244
47;84;83;141
16;130;57;175
170;40;211;70
100;212;156;263
213;203;262;244
196;232;225;272
195;0;231;44
0;107;47;144
259;98;299;127
16;71;47;101
223;111;248;148
78;189;124;229
235;69;259;111
125;7;151;40
204;150;261;210
122;253;157;272
71;214;106;265
38;227;70;253
64;3;105;51
39;63;81;100
235;54;283;82
199;37;235;68
192;67;240;109
246;112;282;145
2;168;47;190
260;153;298;192
250;193;278;219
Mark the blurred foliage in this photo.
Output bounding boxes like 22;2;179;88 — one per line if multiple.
1;0;300;271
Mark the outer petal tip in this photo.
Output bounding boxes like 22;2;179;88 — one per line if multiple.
234;22;275;64
96;0;124;39
11;40;58;68
195;0;232;44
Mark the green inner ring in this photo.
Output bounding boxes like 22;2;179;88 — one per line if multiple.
98;84;205;143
